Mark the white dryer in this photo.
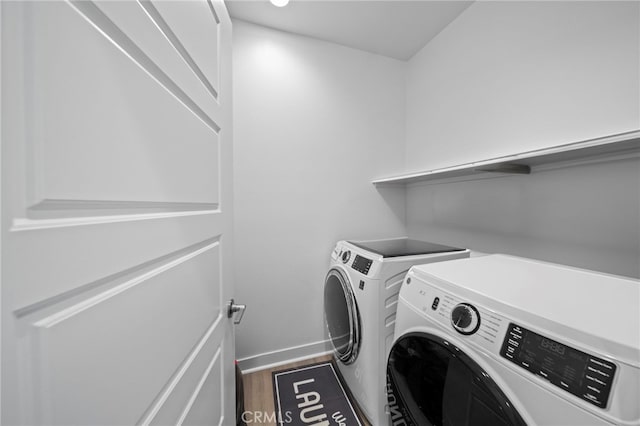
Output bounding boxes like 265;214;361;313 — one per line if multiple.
324;238;469;425
387;254;640;426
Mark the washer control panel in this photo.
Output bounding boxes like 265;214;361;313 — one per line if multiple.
500;323;616;409
451;303;481;335
351;254;372;275
401;273;506;349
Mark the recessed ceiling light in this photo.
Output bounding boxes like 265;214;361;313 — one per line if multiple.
270;0;289;7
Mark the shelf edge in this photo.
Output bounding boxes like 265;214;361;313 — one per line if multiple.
372;130;640;185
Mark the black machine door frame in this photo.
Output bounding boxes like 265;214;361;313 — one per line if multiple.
324;267;361;364
387;332;527;426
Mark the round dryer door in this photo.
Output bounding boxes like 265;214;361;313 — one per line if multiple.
387;333;526;426
324;268;361;364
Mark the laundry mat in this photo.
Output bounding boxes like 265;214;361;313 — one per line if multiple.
272;362;363;426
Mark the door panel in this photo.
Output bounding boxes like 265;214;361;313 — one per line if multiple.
27;2;220;206
150;0;220;98
10;216;222;309
148;327;222;426
31;243;220;424
1;1;234;425
94;1;220;120
181;353;223;426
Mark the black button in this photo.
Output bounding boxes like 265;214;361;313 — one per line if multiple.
431;297;440;310
359;280;365;290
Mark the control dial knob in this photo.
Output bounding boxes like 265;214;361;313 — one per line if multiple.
450;303;481;335
341;250;351;264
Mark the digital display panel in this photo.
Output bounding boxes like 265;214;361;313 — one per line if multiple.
519;332;588;391
351;255;372;275
501;323;616;408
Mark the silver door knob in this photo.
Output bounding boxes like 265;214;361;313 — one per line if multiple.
227;299;246;324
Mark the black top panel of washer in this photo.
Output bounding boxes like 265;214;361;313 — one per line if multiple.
348;239;465;258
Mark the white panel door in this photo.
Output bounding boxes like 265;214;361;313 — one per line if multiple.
0;1;235;424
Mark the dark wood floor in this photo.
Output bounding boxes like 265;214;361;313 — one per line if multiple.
241;354;371;426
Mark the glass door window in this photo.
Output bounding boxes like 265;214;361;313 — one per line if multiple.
387;333;526;426
324;268;361;364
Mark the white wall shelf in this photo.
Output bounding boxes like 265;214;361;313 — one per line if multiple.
372;130;640;186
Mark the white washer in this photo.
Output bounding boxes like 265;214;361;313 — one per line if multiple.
324;237;469;425
387;254;640;426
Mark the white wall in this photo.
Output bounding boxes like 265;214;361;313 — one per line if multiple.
404;1;640;278
406;0;639;172
232;21;407;368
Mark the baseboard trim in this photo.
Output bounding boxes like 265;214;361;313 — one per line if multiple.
237;340;332;374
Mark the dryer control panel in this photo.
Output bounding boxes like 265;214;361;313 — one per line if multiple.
351;255;372;275
500;322;616;409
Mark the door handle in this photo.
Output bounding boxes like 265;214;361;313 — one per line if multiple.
227;299;246;324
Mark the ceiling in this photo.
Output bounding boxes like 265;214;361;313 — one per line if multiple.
226;0;474;61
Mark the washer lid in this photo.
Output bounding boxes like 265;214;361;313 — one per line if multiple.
348;238;466;258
